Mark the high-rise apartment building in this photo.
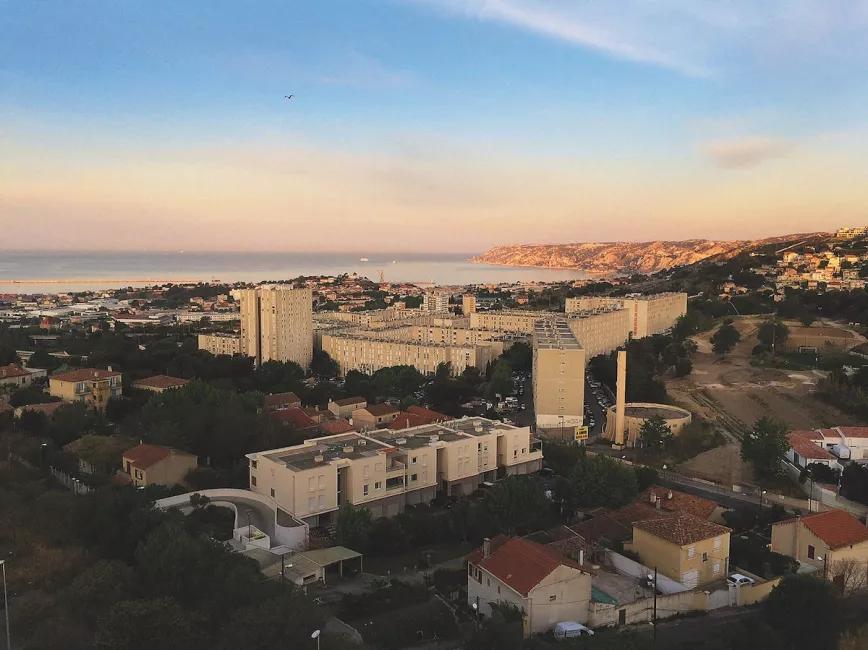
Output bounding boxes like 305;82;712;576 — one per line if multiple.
422;291;450;312
532;320;586;441
462;294;477;315
238;286;313;368
565;293;687;339
197;332;242;356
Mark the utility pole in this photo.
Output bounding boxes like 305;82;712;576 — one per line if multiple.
1;559;11;650
652;566;658;647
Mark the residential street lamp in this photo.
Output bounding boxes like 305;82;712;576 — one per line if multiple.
816;555;828;580
1;559;11;650
311;628;321;650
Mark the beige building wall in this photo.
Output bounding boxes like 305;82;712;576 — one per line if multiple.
239;286;313;368
771;519;868;587
49;374;122;411
533;320;585;438
125;452;197;487
462;294;477;315
197;333;242;356
468;563;592;637
565;293;687;339
627;528;730;588
566;308;631;358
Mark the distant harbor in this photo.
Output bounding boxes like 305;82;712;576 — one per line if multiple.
0;250;590;293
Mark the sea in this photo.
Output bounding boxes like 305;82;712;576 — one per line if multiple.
0;251;590;294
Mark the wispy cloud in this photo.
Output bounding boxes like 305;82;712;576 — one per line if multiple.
410;0;868;78
700;136;791;169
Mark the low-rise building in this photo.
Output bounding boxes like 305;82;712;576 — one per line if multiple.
246;417;543;525
466;535;592;637
131;375;190;394
0;364;43;388
625;514;731;588
49;367;123;411
264;391;302;411
771;510;868;592
352;403;400;430
120;443;198;487
328;396;367;419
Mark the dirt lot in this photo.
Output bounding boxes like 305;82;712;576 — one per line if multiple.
667;317;864;485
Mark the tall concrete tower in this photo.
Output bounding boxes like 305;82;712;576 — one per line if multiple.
614;349;627;447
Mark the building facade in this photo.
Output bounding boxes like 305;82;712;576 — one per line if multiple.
49;368;123;411
246;417;543;526
532;320;586;441
238;286;313;368
566;293;687;339
197;332;242;356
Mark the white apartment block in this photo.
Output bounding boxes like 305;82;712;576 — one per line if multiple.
532;320;586;441
238;286;314;368
246;417;544;525
565;293;687;339
197;332;242;356
422;291;451;312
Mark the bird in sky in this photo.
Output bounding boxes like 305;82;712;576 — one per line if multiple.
284;94;294;100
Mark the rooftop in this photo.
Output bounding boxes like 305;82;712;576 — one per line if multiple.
51;367;121;382
0;364;29;379
776;510;868;550
788;432;836;460
132;375;189;390
123;443;192;469
333;396;367;407
466;535;583;596
632;514;730;546
263;391;301;409
533;319;582;350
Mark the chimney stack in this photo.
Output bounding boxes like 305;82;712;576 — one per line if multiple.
482;537;491;559
614;350;627;447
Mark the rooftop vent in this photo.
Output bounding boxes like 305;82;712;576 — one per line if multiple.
358;440;366;446
396;438;407;445
343;446;354;453
314;454;324;463
429;434;439;443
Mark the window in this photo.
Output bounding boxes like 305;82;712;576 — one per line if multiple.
251;476;257;486
410;473;418;482
549;594;557;602
713;562;721;575
714;537;721;550
363;484;369;496
687;546;695;559
251;460;258;469
487;578;490;587
808;545;815;559
702;552;708;562
374;481;381;490
308;477;315;492
270;488;275;497
411;456;418;464
513;450;518;458
318;475;325;489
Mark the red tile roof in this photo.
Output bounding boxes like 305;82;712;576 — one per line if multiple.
363;403;400;417
132;375;189;390
263;391;301;410
122;444;172;469
52;368;121;382
0;364;29;379
388;406;449;430
466;536;582;596
776;510;868;550
566;515;632;544
836;426;868;439
333;396;366;407
272;407;317;430
408;405;448;421
321;418;356;435
632;514;730;546
16;401;64;417
788;432;836;460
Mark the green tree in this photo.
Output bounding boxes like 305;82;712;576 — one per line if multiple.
481;475;549;534
569;453;638;508
95;597;201;650
310;349;340;378
763;575;840;650
741;417;789;479
218;591;325;650
711;320;741;356
674;357;693;377
487;360;513;398
757;320;789;353
638;415;672;451
9;384;58;407
335;503;373;550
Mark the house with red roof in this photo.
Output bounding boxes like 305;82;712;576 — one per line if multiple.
131;374;190;394
0;363;42;388
771;509;868;591
120;443;197;487
49;367;122;411
387;405;449;430
787;426;868;463
466;535;592;637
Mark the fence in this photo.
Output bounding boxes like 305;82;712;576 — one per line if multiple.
49;466;93;495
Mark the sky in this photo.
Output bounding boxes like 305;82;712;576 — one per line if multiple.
2;0;868;253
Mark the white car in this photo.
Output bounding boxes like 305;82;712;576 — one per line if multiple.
554;622;594;640
727;573;755;587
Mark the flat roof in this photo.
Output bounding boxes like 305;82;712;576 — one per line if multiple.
534;319;582;350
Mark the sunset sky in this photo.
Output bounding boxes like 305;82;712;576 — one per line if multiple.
2;1;868;252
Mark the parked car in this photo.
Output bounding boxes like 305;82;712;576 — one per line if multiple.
726;574;755;587
554;622;594;640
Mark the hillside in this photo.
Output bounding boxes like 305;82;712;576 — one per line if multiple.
472;233;829;276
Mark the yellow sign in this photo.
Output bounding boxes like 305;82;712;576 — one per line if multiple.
574;426;589;441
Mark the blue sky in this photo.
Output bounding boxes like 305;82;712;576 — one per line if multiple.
2;1;868;251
